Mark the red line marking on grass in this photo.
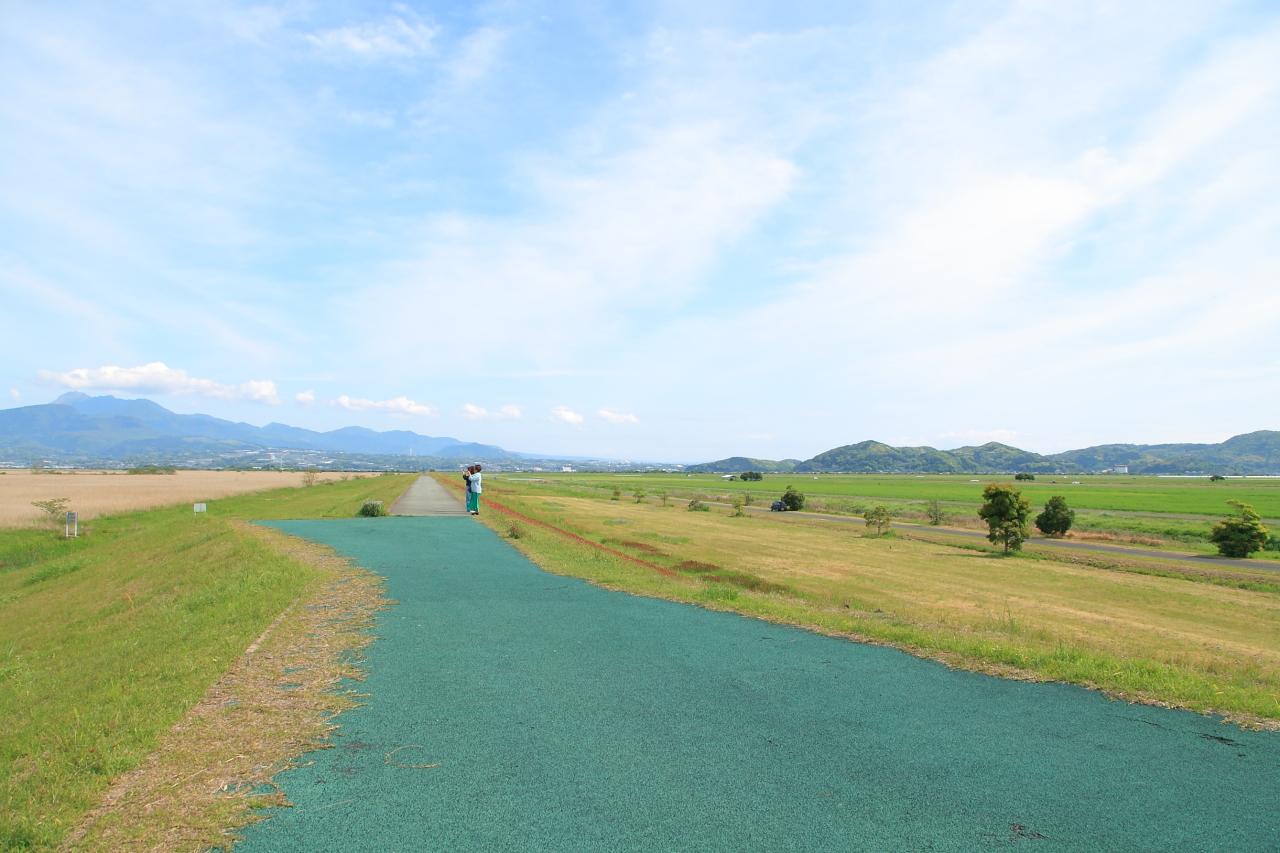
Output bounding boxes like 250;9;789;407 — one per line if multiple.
439;477;678;579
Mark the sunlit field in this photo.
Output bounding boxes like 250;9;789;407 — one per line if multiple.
0;470;360;527
504;472;1280;555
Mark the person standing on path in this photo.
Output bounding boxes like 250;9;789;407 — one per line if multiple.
467;464;482;515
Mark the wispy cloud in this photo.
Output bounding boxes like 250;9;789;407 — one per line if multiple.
304;8;437;61
598;408;638;424
8;388;19;403
551;406;584;425
295;390;315;405
39;362;280;404
333;394;436;416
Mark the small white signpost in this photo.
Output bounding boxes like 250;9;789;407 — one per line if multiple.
194;503;207;514
65;511;77;538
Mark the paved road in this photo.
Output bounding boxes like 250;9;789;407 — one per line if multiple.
390;475;468;516
237;518;1280;851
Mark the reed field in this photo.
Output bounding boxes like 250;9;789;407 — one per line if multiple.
462;474;1280;727
0;470;357;527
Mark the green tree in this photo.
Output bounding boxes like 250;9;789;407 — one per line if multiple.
611;487;621;501
740;471;764;481
1014;472;1035;481
977;484;1031;553
780;486;805;512
657;490;669;507
863;505;892;535
1210;501;1269;558
926;499;945;526
1035;496;1074;537
633;489;647;504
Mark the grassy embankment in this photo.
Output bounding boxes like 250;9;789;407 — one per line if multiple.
520;473;1280;557
455;475;1280;728
0;474;415;851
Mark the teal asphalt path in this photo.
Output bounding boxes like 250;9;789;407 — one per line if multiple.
237;517;1280;851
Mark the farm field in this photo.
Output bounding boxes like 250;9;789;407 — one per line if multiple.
0;469;359;527
458;475;1280;726
509;472;1280;555
0;474;415;851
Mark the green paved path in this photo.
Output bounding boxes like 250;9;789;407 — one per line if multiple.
238;518;1280;851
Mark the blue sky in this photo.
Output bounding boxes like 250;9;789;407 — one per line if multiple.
2;1;1277;462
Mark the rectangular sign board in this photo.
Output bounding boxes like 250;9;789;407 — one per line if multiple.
194;503;207;513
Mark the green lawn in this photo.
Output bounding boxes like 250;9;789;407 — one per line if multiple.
0;474;415;851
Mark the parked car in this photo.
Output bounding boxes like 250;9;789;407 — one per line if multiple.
770;500;786;512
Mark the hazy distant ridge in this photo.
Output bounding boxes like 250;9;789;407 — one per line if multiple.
0;394;511;463
690;432;1280;475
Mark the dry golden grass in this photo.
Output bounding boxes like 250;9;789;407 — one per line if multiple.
0;470;357;527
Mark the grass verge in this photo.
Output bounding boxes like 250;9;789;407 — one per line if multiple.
0;474;414;851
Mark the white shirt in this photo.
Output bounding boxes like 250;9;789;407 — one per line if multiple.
469;472;482;494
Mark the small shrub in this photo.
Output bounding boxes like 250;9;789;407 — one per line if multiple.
1035;496;1074;537
633;489;646;504
926;499;945;525
31;498;70;526
611;488;622;501
731;496;746;517
506;522;524;539
657;490;669;507
1264;534;1280;552
1210;474;1226;482
863;505;892;535
687;499;710;512
1210;501;1269;558
780;486;805;512
301;469;319;487
357;500;387;517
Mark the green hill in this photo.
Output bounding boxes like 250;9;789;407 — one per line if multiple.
685;457;799;474
697;431;1280;474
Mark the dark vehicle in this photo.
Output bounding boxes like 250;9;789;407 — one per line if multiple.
770;500;786;512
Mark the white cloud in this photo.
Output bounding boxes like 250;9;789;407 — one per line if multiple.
463;402;523;420
8;388;19;403
333;394;436;416
39;362;280;404
551;406;584;425
296;389;315;405
304;9;437;60
445;26;507;86
598;408;639;424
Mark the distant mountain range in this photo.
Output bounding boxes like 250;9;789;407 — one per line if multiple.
688;433;1280;475
0;393;513;467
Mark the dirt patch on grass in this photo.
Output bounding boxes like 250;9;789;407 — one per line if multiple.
676;560;720;572
61;522;390;852
605;539;668;556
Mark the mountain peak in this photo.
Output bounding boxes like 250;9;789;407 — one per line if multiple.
53;391;92;405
